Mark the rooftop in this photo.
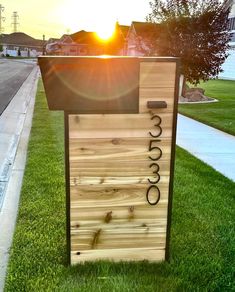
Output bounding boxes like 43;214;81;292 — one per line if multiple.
70;30;100;45
131;21;160;36
0;32;43;47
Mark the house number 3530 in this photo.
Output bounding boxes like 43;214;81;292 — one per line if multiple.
146;115;162;205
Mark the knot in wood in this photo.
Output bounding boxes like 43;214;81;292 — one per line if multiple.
129;206;134;213
111;138;122;145
104;211;113;223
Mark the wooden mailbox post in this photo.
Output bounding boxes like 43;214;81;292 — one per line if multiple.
38;56;180;265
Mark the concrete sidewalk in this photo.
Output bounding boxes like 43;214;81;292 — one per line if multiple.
176;114;235;182
0;66;39;291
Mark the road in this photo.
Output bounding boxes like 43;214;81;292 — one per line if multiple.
0;59;35;115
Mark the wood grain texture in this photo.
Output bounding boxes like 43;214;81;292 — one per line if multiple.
69;113;173;130
71;248;165;263
70;185;170;207
70;217;167;229
139;62;176;88
68;61;176;264
71;227;167;250
70;203;168;220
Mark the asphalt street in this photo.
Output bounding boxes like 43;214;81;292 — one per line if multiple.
0;59;35;115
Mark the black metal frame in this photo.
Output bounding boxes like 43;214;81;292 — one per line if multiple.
64;112;71;265
62;57;180;265
165;58;180;261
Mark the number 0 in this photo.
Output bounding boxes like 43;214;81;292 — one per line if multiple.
146;185;160;206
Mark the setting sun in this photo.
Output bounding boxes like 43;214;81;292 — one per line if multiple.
95;22;116;41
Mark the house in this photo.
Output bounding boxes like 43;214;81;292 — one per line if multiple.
0;32;43;57
46;34;79;55
46;30;106;56
46;31;105;56
219;0;235;80
46;22;129;56
70;30;105;55
45;37;60;54
126;21;159;56
116;24;130;55
46;30;100;56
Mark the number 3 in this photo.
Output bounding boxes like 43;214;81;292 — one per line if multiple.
149;115;162;138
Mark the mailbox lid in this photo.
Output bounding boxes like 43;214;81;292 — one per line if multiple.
38;56;140;114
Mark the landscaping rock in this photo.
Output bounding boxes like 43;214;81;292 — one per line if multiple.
179;96;189;102
183;87;212;102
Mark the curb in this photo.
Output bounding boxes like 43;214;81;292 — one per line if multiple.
0;66;39;292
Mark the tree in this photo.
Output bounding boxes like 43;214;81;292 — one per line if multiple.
146;0;231;87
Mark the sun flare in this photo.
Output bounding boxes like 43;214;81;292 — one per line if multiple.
95;22;116;41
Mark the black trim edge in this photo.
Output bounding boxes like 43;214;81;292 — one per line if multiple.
165;59;180;262
64;112;71;265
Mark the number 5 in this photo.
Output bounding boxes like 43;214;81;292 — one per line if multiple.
149;140;162;161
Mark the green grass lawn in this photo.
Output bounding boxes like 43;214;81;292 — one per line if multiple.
5;80;235;291
178;79;235;136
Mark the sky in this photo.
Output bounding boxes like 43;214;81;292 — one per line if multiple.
0;0;152;40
